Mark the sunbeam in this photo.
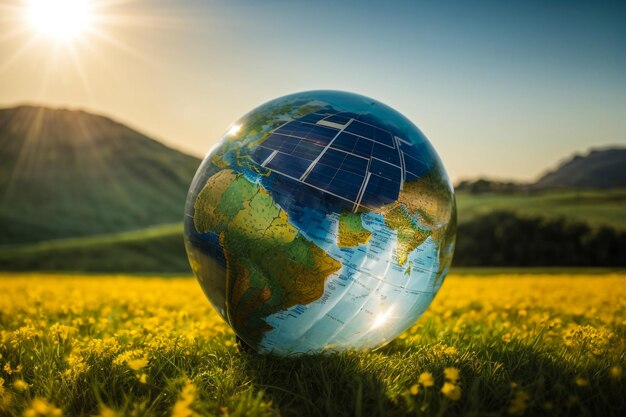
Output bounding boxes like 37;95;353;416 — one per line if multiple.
0;0;170;98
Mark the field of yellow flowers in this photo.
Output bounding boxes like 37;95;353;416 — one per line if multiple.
0;272;624;417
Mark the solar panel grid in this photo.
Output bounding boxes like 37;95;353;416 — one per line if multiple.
266;152;312;178
252;112;434;212
369;158;402;182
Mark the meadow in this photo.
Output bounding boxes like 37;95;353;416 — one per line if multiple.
455;189;626;230
0;273;624;417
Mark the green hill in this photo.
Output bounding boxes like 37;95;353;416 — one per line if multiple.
535;147;626;189
456;188;626;230
0;105;201;246
0;222;188;272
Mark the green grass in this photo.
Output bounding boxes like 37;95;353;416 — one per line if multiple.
0;273;624;416
0;106;200;247
456;189;626;230
1;188;625;273
0;223;188;272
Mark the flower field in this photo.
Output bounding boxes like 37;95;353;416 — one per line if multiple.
0;272;624;417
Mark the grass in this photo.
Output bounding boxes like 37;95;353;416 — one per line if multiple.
456;189;626;230
0;272;624;416
0;106;200;247
0;224;188;273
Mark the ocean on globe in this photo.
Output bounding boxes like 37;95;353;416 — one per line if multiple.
184;90;456;355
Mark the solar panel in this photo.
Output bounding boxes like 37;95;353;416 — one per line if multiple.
317;148;347;168
345;120;395;147
253;146;273;165
297;113;327;124
325;174;362;201
352;137;374;158
339;154;368;175
292;140;325;160
304;125;337;144
372;143;401;166
266;152;312;179
305;164;338;188
254;111;433;211
360;175;399;208
369;158;401;183
331;132;358;153
402;153;429;177
324;115;351;125
260;134;298;153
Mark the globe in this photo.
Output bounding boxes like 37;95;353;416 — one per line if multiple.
184;90;456;355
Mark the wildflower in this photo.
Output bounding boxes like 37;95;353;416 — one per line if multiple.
508;391;529;415
23;398;62;417
575;377;588;387
14;379;29;392
609;366;622;380
418;372;434;387
409;384;419;395
441;382;461;400
502;333;512;344
443;346;458;356
95;406;118;417
138;373;148;384
444;367;460;384
64;353;89;381
172;379;199;417
127;356;148;371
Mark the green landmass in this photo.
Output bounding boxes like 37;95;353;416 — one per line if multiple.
456;189;626;230
337;212;372;248
383;206;431;266
192;169;341;346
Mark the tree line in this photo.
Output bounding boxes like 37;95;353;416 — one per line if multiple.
453;211;626;266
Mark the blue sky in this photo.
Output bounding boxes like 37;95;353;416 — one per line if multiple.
1;0;624;181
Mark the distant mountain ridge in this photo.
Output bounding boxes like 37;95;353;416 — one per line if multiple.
535;147;626;189
456;146;626;192
0;105;201;246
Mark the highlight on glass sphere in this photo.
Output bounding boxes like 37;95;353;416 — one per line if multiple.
184;90;456;355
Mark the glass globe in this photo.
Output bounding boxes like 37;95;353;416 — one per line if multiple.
184;90;456;355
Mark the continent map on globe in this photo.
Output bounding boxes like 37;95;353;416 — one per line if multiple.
184;90;456;355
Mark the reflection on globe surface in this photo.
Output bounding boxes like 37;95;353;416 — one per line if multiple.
184;90;456;355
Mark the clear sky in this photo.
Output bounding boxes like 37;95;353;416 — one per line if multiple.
1;0;624;181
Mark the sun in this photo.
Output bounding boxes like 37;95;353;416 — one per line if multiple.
24;0;94;41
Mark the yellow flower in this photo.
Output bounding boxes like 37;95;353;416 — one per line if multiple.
508;391;529;415
95;406;118;417
418;372;434;387
444;367;460;384
409;384;419;395
138;373;148;384
441;382;461;401
172;379;199;417
575;377;589;387
443;346;458;356
609;366;622;380
127;356;148;371
14;379;29;392
24;398;62;417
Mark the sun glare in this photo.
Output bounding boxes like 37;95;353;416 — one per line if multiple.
25;0;94;41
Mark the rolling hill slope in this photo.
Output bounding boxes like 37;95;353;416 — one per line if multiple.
535;147;626;189
0;105;201;246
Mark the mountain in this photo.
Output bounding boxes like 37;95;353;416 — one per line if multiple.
0;105;201;246
535;147;626;189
